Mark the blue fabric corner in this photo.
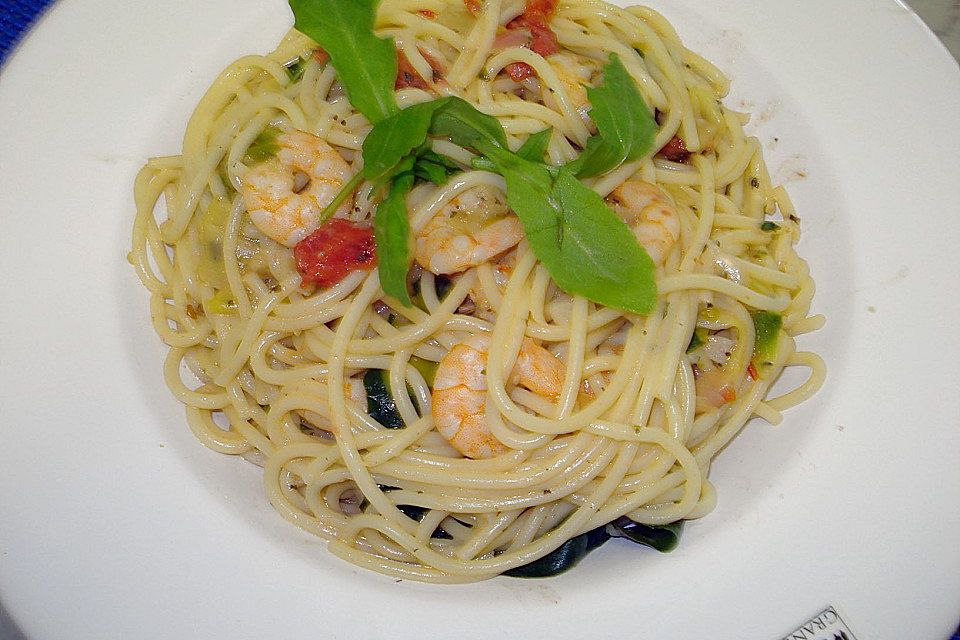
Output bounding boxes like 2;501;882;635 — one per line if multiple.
1;0;57;64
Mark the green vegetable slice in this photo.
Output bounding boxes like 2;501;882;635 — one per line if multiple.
607;518;684;552
243;126;281;165
408;356;438;387
203;289;237;315
411;274;452;312
504;526;611;578
751;310;782;366
396;505;453;539
284;56;307;82
686;327;708;353
362;369;405;429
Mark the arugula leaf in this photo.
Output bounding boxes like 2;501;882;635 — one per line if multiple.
429;97;508;150
412;150;459;185
479;142;657;315
374;173;415;305
318;99;453;229
569;54;657;178
362;98;452;184
516;128;552;163
288;0;398;123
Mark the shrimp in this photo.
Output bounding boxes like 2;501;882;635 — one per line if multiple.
605;180;681;266
432;334;564;459
414;184;523;275
241;129;355;247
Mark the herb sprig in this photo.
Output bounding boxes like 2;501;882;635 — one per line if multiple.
288;0;398;122
568;54;658;178
289;0;660;315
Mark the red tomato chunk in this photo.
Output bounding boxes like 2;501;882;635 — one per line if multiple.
293;219;377;288
504;61;537;82
395;49;430;90
657;135;691;163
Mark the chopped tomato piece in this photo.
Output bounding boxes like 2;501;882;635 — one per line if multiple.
504;61;537;82
520;14;559;57
313;47;329;66
293;219;377;288
418;9;437;19
524;0;559;17
658;135;691;163
463;0;482;14
395;49;430;90
498;0;559;80
747;362;759;380
719;385;737;403
492;27;531;50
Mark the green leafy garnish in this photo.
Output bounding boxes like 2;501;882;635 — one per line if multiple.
471;128;553;172
516;128;552;162
412;151;458;184
361;100;449;184
760;221;780;232
374;174;415;306
243;126;281;165
288;0;398;123
429;97;509;150
751;311;782;366
567;54;657;178
479;143;657;315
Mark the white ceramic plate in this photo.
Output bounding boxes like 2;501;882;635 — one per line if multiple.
1;1;958;638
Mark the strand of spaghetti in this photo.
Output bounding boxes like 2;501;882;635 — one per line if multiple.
657;273;791;311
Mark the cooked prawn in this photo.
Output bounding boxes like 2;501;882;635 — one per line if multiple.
241;129;354;247
432;334;564;459
605;180;681;266
414;184;523;275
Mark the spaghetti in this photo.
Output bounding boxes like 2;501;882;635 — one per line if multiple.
129;0;825;582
